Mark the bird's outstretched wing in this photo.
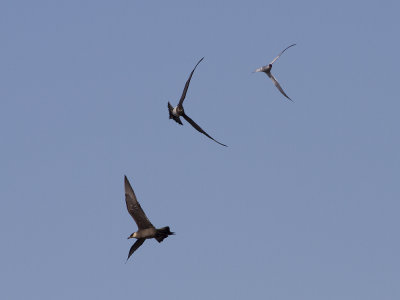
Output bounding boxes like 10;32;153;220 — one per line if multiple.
124;176;154;230
269;44;296;65
267;72;293;101
182;113;227;147
178;57;204;108
126;238;145;262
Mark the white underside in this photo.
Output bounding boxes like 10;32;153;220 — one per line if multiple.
172;107;179;116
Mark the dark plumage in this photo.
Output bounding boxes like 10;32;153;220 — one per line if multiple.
168;57;227;147
124;176;174;262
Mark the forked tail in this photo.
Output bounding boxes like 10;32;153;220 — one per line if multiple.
155;226;175;243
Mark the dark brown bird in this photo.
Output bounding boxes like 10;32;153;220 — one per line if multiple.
168;57;227;147
124;175;174;262
254;44;296;101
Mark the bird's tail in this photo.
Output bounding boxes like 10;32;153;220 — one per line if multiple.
168;102;174;119
167;102;183;125
155;226;175;243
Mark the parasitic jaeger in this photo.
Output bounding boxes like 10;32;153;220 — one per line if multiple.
168;57;227;147
124;175;174;262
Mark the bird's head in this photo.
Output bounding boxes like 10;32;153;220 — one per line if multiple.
127;232;137;239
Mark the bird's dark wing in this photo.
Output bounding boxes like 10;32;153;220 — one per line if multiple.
269;43;296;65
182;113;227;147
124;176;154;230
126;238;145;262
267;72;293;101
178;57;204;108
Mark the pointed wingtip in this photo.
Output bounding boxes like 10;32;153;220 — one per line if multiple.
285;94;294;102
196;57;205;65
214;139;228;147
124;176;132;190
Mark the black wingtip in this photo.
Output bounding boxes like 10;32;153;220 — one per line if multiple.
197;57;205;65
286;96;294;102
213;139;228;147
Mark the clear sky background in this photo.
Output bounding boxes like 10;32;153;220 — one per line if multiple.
1;0;399;299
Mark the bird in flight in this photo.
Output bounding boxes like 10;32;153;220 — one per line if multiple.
168;57;227;147
254;44;296;101
124;175;174;262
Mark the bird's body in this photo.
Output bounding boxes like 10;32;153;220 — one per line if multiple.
168;57;227;147
168;102;184;125
254;44;296;101
172;107;180;117
124;176;174;262
130;228;157;239
254;64;272;74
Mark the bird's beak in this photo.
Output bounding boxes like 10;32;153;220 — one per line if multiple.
127;236;131;239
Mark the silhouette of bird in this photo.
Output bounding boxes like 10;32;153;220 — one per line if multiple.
124;175;174;262
254;44;296;101
168;57;227;147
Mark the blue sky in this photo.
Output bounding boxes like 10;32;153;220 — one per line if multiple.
1;0;399;299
